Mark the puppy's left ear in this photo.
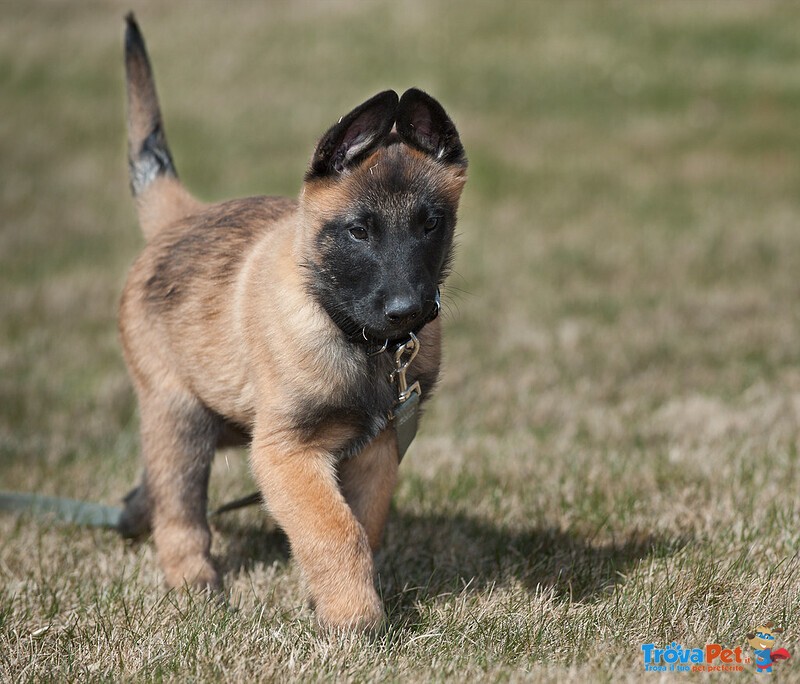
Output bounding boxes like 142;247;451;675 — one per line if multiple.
396;88;466;167
307;90;399;179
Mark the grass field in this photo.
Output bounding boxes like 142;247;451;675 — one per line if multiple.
2;0;800;680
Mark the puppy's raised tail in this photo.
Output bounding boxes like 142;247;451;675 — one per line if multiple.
124;13;199;239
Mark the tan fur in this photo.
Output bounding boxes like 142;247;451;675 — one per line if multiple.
135;177;203;241
119;151;451;630
119;18;465;631
339;429;400;551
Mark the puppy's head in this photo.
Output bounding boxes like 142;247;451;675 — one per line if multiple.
300;88;467;343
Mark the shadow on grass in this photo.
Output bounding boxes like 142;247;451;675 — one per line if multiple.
213;519;291;578
213;507;686;627
378;510;687;626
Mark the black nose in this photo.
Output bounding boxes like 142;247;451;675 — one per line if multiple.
384;294;421;328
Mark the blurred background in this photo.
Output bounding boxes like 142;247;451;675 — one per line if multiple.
4;0;798;485
2;0;800;675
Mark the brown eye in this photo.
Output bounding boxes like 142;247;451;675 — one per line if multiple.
349;225;368;241
424;216;440;234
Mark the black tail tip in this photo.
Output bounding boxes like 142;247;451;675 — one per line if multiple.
124;12;144;50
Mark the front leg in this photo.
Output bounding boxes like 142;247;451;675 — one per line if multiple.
338;428;399;552
249;429;382;631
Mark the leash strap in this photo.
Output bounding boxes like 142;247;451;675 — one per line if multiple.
0;491;122;529
210;491;262;516
0;488;266;530
393;389;420;462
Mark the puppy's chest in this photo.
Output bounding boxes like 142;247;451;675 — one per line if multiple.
291;355;399;459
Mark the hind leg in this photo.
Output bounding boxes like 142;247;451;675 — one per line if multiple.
119;481;152;539
136;389;220;590
338;429;399;552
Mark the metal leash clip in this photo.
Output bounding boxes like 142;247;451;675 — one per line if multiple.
390;332;422;462
391;332;421;402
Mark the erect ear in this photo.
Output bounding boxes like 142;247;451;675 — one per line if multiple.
396;88;466;166
307;90;398;179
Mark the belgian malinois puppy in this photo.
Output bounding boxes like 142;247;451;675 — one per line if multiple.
118;14;467;630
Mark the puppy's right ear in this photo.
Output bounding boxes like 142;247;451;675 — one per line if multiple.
306;90;398;179
396;88;466;167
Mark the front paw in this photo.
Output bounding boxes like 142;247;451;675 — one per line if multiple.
315;584;384;632
161;552;221;593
